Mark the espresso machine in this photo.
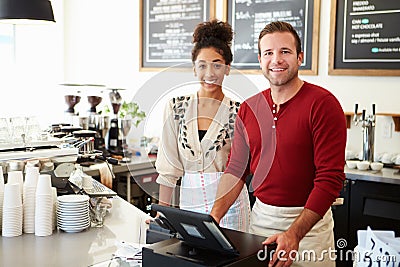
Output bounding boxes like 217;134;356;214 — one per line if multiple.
107;88;124;155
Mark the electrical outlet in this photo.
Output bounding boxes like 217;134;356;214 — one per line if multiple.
383;122;392;138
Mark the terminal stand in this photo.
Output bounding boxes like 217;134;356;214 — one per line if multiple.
143;228;275;267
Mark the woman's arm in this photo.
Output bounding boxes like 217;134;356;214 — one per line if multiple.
158;184;175;206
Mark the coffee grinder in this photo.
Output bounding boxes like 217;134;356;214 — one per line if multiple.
85;84;105;114
61;83;83;126
107;88;124;155
84;85;109;153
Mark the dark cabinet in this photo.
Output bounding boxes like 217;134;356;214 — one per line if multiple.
348;180;400;248
332;179;351;267
332;178;400;267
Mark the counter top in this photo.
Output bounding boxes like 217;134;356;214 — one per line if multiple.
345;166;400;185
0;196;151;267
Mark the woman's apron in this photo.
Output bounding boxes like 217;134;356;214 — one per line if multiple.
180;172;250;232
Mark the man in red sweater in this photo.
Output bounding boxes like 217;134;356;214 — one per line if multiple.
211;21;346;267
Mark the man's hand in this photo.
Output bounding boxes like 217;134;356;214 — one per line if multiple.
263;230;300;267
263;208;322;267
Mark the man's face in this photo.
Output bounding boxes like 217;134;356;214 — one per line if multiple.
258;32;303;87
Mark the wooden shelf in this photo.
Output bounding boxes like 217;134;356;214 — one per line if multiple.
344;112;356;129
344;112;400;131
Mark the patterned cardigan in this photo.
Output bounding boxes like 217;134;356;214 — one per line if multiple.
155;94;240;188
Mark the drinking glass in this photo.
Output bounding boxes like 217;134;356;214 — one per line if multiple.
0;118;11;144
90;197;108;228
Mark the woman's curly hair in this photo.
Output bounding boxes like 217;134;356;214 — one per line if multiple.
192;19;233;65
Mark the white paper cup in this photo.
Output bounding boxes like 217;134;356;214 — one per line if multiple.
7;171;24;194
3;183;22;208
36;174;52;195
52;187;57;230
24;166;39;187
0;165;4;192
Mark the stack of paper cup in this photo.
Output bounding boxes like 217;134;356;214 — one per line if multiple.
23;166;39;233
7;171;24;196
0;166;4;231
35;174;53;236
52;187;57;231
2;183;23;237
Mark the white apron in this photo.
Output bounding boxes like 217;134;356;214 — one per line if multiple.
250;198;336;267
180;172;250;232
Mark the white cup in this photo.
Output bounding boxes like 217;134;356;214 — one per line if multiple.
345;150;356;160
0;165;4;192
82;175;93;190
24;166;39;187
391;154;400;165
3;183;22;207
370;162;384;171
381;153;394;164
36;174;52;195
7;171;24;194
356;161;370;171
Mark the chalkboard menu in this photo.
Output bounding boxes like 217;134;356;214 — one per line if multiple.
329;0;400;76
140;0;215;70
225;0;320;75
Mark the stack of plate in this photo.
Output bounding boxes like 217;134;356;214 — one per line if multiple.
57;195;90;233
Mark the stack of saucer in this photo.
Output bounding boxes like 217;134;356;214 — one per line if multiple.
2;183;23;237
0;166;5;231
57;195;90;233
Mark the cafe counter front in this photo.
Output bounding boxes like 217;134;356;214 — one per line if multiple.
0;196;151;267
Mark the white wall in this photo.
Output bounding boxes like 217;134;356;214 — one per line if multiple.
0;0;65;127
63;0;400;154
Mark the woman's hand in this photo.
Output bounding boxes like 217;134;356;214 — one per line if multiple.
145;212;161;224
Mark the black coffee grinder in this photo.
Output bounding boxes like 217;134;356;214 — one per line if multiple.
107;88;124;155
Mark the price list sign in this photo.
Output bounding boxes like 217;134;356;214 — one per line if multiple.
140;0;214;70
329;0;400;75
226;0;319;74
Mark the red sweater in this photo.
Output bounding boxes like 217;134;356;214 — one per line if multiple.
226;82;347;217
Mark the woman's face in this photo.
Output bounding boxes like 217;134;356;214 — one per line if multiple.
194;47;230;93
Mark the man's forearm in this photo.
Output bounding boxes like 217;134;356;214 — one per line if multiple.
210;173;244;223
286;208;322;241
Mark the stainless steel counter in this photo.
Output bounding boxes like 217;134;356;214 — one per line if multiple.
0;196;151;267
345;166;400;185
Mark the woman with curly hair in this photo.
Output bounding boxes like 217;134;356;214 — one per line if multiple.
155;19;251;232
